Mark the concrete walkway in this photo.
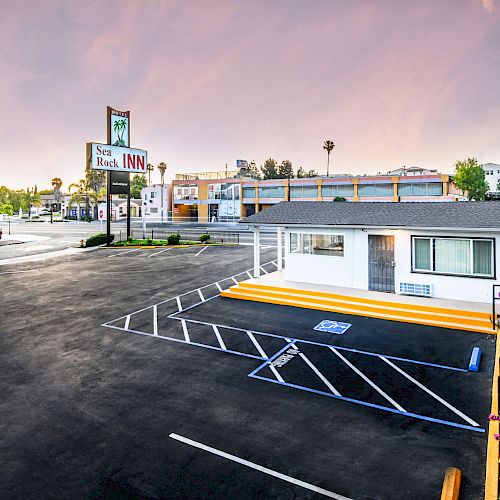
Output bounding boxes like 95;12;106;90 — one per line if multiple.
246;270;491;313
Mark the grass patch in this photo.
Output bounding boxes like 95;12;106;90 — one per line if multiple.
112;239;215;247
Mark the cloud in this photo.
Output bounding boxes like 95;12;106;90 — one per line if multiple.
478;0;495;13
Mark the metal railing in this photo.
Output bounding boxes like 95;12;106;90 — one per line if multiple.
117;228;240;244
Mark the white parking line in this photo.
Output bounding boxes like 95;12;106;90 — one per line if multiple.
169;433;352;500
106;248;139;258
176;296;182;312
148;247;173;258
259;265;268;274
231;276;238;285
197;289;205;302
124;315;131;330
153;305;158;335
212;325;226;350
246;331;268;359
330;347;405;412
380;356;479;426
246;271;253;279
181;319;190;342
215;282;223;292
195;245;208;257
298;350;341;397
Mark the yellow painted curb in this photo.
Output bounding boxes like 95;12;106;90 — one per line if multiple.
485;333;500;500
440;467;461;500
238;282;490;320
221;289;493;334
228;287;491;328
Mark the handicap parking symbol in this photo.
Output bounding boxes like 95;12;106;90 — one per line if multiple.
313;320;352;335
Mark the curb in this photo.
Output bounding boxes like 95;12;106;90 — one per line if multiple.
440;467;461;500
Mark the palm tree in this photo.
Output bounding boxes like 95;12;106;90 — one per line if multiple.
323;140;335;177
20;188;42;219
147;163;154;185
157;162;167;223
51;177;63;203
68;178;105;222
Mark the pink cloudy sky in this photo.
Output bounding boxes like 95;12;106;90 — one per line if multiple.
1;0;499;189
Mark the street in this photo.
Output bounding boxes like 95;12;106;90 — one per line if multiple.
0;218;278;262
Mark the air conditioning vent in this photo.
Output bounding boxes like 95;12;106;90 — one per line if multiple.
399;282;432;297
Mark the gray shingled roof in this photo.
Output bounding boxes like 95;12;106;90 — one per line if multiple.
241;201;500;229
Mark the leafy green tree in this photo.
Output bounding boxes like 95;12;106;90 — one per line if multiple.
131;174;147;198
0;186;9;204
305;169;319;178
247;161;261;180
296;167;306;178
278;160;294;179
323;140;335;177
453;158;489;201
261;158;279;179
0;203;14;215
38;189;53;195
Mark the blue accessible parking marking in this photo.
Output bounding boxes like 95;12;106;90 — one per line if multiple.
314;320;352;335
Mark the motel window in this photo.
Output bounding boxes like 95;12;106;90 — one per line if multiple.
290;233;344;257
150;192;157;199
358;184;393;197
398;183;443;197
242;187;256;198
150;208;158;213
412;237;494;277
290;186;318;198
321;184;354;197
258;186;285;198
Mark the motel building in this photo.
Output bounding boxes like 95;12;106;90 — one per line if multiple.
221;201;500;334
170;169;460;223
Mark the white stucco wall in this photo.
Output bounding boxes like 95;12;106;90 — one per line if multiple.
284;226;500;304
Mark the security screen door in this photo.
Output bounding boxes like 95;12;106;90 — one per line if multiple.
368;235;395;292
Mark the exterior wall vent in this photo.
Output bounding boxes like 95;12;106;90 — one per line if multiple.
399;282;432;297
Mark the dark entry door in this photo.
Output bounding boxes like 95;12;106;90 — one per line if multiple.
368;235;395;293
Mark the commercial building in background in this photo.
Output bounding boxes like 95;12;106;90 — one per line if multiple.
165;170;460;222
240;173;459;218
481;162;500;194
172;171;241;222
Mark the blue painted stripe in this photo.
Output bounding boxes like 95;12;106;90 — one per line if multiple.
169;317;466;372
104;324;266;361
248;374;485;433
468;347;481;372
247;341;296;377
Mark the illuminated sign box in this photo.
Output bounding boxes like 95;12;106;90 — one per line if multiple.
87;142;147;173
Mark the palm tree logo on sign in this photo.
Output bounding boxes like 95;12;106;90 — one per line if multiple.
111;116;128;146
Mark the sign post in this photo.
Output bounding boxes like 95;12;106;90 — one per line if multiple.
107;107;130;244
86;107;147;246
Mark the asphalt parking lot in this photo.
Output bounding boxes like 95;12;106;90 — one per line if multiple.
0;245;495;499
